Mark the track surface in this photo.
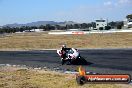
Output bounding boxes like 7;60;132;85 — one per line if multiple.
0;49;132;75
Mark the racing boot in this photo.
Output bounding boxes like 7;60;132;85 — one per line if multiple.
61;58;65;65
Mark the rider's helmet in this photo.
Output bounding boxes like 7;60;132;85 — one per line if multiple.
61;44;66;49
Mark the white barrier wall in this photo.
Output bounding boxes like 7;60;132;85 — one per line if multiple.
48;30;132;35
48;31;86;35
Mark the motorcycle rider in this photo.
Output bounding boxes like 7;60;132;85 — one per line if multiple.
61;44;70;60
57;45;81;65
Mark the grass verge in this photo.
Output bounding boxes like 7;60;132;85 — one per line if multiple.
0;66;128;88
0;32;132;50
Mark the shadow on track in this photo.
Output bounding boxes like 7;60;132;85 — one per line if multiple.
71;57;93;65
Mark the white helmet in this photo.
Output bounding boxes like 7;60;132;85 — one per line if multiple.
61;44;66;48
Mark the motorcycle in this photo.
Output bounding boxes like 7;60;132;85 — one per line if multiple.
57;48;81;65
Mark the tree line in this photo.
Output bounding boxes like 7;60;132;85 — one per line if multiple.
0;21;124;34
126;14;132;19
0;23;96;34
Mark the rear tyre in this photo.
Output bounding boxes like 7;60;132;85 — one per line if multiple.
78;56;88;65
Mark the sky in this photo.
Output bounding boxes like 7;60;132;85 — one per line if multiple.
0;0;132;26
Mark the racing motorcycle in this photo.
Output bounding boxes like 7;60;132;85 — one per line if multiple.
57;48;82;65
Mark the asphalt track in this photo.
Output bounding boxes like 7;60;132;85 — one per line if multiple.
0;49;132;76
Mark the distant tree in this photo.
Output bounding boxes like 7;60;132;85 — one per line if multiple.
73;24;80;29
80;23;88;29
117;25;122;29
87;23;92;28
21;26;27;31
66;24;73;29
3;26;11;33
12;27;17;33
55;25;61;30
15;27;20;32
51;26;55;30
31;26;38;29
25;26;31;32
99;27;103;30
39;25;45;30
105;26;111;30
20;27;24;32
108;21;116;29
60;26;66;30
0;28;4;34
45;24;51;31
91;22;96;28
126;14;132;19
116;21;124;29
